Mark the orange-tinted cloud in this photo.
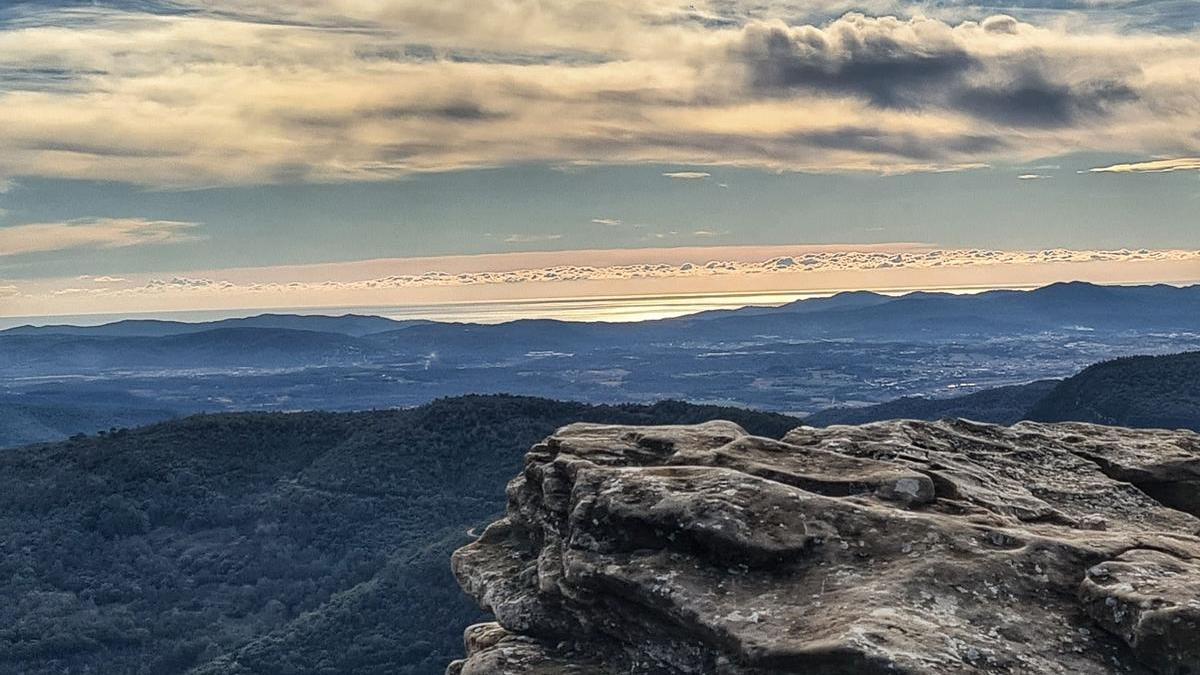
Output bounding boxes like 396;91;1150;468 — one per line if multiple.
5;245;1199;319
0;4;1196;186
1086;158;1200;174
0;218;200;256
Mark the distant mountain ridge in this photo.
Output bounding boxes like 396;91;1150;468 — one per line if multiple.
0;313;423;338
3;282;1198;447
7;282;1200;339
0;327;376;373
4;283;1198;374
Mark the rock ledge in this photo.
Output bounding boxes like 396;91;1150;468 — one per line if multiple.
449;419;1200;674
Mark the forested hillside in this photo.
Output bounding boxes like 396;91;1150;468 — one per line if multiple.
0;395;799;675
0;390;180;447
1028;351;1200;430
807;351;1200;432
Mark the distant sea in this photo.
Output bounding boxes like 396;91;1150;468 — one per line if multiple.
0;281;1131;329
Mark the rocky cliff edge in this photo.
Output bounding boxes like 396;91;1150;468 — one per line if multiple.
449;419;1200;674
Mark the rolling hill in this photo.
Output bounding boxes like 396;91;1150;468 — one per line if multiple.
0;395;801;675
807;351;1200;432
1028;351;1200;430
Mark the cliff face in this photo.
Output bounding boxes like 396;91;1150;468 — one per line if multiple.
448;419;1200;675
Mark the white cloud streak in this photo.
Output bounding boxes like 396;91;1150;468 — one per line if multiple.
7;244;1199;318
26;247;1200;297
503;234;563;244
1086;158;1200;173
0;218;200;256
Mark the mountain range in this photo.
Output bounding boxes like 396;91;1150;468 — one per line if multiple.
2;282;1199;447
7;282;1200;346
0;313;422;339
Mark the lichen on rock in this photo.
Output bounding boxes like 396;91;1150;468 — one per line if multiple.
449;419;1200;674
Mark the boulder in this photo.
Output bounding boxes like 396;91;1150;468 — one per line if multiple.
450;420;1200;673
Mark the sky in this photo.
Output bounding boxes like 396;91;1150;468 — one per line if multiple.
0;0;1198;321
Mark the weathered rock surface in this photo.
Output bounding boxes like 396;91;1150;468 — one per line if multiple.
449;419;1200;674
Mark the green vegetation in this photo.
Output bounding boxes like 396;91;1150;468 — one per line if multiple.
0;397;180;448
0;395;800;675
1028;351;1200;431
5;351;1193;674
807;351;1200;432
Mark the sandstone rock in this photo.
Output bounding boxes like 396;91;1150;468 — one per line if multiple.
447;622;618;675
1081;549;1200;674
450;420;1200;674
1020;421;1200;518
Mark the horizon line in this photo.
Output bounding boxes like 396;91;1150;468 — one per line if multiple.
4;278;1198;331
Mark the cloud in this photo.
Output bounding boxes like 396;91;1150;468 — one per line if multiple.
0;4;1196;185
503;233;563;244
67;247;1200;295
9;244;1200;317
735;14;1142;129
735;16;975;108
146;277;235;289
0;218;200;256
663;172;712;180
1085;158;1200;174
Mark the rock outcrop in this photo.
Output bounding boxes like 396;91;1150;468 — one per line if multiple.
448;419;1200;674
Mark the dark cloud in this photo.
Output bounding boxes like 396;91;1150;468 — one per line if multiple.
0;65;106;92
354;44;608;67
369;103;507;121
733;16;1141;128
20;139;182;158
956;76;1138;127
281;103;507;131
737;20;975;108
572;124;1004;168
799;127;1005;159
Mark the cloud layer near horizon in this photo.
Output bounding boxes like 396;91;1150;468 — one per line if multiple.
0;2;1197;186
6;246;1198;317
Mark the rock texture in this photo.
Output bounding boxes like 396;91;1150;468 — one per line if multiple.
449;419;1200;674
